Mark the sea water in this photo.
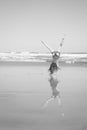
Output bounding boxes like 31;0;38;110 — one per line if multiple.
0;63;87;130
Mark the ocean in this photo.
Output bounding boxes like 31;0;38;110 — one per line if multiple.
0;53;87;130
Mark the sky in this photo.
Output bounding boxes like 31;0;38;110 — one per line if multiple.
0;0;87;53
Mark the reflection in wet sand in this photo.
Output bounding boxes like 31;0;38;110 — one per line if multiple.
43;72;64;116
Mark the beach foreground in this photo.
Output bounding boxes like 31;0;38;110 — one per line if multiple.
0;63;87;130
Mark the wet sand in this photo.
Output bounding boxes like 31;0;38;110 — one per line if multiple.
0;63;87;130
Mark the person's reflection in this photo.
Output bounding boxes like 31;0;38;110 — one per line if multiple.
43;73;64;116
43;74;61;108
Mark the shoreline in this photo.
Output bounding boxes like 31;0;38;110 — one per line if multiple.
0;61;87;67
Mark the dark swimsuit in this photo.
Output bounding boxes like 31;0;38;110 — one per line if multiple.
49;62;58;74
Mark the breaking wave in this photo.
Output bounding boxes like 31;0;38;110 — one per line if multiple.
0;52;87;65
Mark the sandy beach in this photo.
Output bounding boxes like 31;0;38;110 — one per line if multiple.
0;63;87;130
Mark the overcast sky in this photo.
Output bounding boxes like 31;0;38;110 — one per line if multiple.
0;0;87;52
